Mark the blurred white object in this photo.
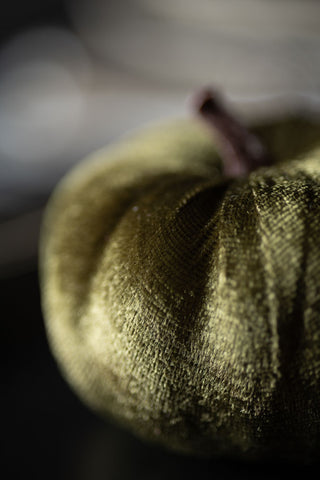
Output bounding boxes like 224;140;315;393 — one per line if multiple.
137;0;320;39
0;27;90;165
68;0;320;98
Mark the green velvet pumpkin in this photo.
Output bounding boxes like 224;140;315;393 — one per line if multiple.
40;114;320;462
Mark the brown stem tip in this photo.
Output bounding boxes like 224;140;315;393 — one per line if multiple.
193;89;273;178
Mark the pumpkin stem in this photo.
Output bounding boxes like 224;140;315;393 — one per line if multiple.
194;89;272;177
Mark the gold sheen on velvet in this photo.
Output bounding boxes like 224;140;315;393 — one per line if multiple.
40;115;320;461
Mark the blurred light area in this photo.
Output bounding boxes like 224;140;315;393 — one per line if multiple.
0;27;89;165
0;61;84;163
137;0;320;39
67;0;320;97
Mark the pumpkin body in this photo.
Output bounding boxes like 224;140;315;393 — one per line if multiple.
40;118;320;461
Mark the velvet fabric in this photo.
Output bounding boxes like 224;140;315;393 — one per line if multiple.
40;117;320;461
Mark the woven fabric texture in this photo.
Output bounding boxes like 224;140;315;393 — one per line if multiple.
40;117;320;461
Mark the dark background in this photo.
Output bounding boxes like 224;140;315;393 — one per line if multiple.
2;1;320;478
0;1;67;44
